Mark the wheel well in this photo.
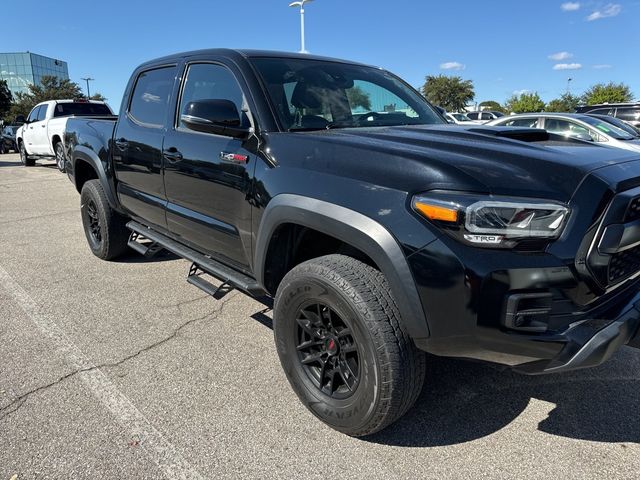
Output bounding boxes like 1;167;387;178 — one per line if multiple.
262;223;377;294
52;135;61;150
74;159;99;193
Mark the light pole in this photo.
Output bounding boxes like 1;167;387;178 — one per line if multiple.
81;77;94;99
289;0;314;53
566;77;573;95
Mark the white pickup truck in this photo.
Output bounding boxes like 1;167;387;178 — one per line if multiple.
16;99;114;171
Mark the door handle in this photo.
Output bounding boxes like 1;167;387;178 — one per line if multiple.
114;138;129;150
41;125;46;128
163;148;183;163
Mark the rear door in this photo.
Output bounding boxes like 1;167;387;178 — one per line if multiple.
162;60;255;271
112;65;177;230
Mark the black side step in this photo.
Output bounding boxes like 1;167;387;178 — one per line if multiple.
127;231;164;258
127;221;265;297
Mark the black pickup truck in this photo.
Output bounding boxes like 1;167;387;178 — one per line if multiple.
64;49;640;436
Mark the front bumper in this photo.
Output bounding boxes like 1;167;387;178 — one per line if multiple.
514;299;640;374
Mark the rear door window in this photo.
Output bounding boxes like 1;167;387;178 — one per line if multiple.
128;66;176;127
504;118;539;128
544;118;595;141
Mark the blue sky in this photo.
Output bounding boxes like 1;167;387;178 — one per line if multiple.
3;0;638;111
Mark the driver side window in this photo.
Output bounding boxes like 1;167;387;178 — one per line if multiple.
27;106;41;123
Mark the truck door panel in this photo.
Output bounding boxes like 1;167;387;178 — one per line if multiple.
113;66;176;230
163;61;254;270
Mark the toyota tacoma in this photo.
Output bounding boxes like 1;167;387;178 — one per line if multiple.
64;49;640;436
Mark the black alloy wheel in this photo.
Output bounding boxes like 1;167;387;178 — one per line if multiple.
296;302;360;399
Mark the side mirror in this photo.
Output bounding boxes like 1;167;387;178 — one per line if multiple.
181;99;251;139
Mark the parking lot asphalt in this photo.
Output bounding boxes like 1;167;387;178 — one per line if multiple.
1;152;640;479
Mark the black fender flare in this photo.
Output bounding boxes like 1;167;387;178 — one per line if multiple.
254;194;430;339
72;145;119;210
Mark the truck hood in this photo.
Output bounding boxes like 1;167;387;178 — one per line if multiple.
313;125;640;202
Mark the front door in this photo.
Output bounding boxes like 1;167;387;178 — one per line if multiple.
163;61;255;271
23;105;43;154
113;65;177;230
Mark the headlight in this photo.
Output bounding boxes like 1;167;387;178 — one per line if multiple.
412;192;569;249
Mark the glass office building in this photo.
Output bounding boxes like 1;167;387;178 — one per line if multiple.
0;52;69;98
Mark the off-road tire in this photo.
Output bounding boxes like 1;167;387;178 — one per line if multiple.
19;141;35;166
274;254;426;437
80;180;129;260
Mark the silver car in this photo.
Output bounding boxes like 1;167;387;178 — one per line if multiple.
488;112;640;153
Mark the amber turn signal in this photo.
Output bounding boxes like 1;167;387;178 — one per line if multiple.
413;201;458;223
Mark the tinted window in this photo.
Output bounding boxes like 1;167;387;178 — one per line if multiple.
53;102;112;117
178;63;246;129
129;67;175;126
504;118;539;128
545;119;594;141
591;108;612;115
27;106;41;122
36;104;48;121
616;107;640;122
466;112;479;120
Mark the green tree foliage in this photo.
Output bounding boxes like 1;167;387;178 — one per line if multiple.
421;75;475;112
0;80;12;120
582;82;634;105
505;92;546;113
89;92;107;102
346;86;371;111
545;93;581;112
7;75;84;121
478;100;506;113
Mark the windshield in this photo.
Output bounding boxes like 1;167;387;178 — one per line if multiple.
580;115;636;140
250;57;444;131
53;102;112;118
589;115;640;138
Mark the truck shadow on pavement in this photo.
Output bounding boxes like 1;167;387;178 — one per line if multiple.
366;348;640;447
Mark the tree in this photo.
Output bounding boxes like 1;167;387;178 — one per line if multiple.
505;92;545;113
89;92;107;102
478;100;506;114
421;75;474;112
582;82;633;105
545;93;580;112
0;80;12;120
346;86;371;111
6;75;85;121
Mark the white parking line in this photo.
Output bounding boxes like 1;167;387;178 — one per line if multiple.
0;264;204;480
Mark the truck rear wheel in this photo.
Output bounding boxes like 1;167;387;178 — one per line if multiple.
273;254;426;437
19;142;35;166
80;180;129;260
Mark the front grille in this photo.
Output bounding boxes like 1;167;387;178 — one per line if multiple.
608;244;640;283
625;196;640;222
583;189;640;289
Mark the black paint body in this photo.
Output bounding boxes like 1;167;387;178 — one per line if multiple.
64;49;640;373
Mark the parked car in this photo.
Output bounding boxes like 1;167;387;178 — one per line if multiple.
64;48;640;437
466;110;505;122
16;99;114;171
488;112;640;153
575;103;640;128
1;125;19;153
445;112;482;125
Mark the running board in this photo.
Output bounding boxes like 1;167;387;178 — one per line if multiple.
127;231;164;258
126;221;265;297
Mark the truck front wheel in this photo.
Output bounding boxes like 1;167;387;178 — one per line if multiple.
19;142;35;166
273;254;426;437
80;180;129;260
54;142;66;172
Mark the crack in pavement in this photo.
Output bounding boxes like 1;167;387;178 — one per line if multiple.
0;293;236;421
